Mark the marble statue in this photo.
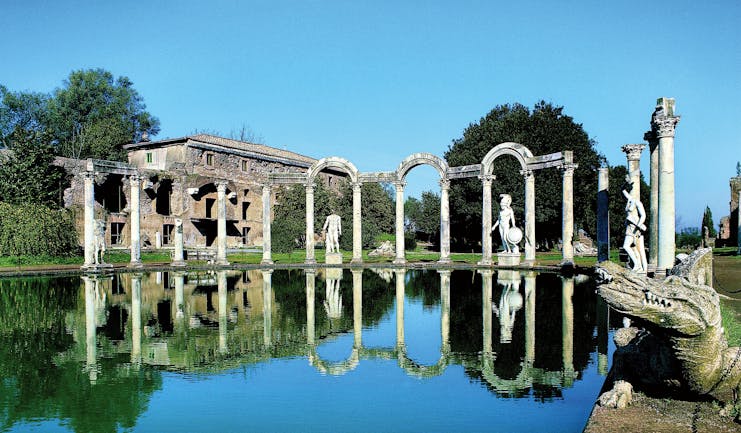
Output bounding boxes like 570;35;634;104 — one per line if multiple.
622;177;647;273
323;213;342;254
93;220;107;265
492;194;520;254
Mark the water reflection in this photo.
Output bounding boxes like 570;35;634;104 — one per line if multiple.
0;268;611;432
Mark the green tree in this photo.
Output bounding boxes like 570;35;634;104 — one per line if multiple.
0;86;50;147
445;101;605;249
338;181;394;250
405;191;440;244
701;206;717;238
272;182;335;253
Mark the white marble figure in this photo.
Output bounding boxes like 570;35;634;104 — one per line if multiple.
93;220;107;265
324;277;343;319
622;177;648;273
322;213;342;254
492;194;519;253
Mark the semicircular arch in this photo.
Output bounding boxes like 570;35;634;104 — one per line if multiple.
481;142;534;175
396;153;449;182
307;157;359;184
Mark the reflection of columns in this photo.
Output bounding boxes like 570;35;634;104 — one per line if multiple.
306;270;316;345
652;99;680;276
84;276;98;382
439;270;450;354
218;271;227;354
524;271;536;364
172;219;185;266
261;183;273;265
560;160;576;264
479;175;494;265
262;270;273;347
216;181;229;265
645;131;659;269
83;171;96;267
131;274;142;365
393;181;406;264
351;182;363;264
480;269;493;356
522;169;536;263
174;272;185;319
622;144;644;200
352;269;363;348
562;277;574;386
305;183;316;264
395;269;405;348
439;179;451;263
129;174;143;267
597;168;610;262
596;296;609;376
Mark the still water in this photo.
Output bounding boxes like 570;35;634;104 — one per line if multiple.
0;268;615;433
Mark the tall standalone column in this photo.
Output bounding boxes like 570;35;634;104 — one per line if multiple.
262;270;273;347
83;171;96;267
395;269;405;348
439;179;451;264
652;98;680;276
597;168;610;262
172;219;186;266
645;131;660;269
562;276;574;386
393;181;406;264
351;182;363;264
621;144;645;200
83;276;98;382
524;271;536;365
131;273;142;365
560;159;577;264
215;181;229;265
218;271;228;353
522;169;536;263
352;269;363;349
439;270;451;355
129;174;143;268
174;271;185;319
306;270;316;346
261;183;273;265
479;175;494;265
480;269;493;357
305;183;316;264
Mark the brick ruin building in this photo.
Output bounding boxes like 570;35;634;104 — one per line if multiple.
717;175;741;247
60;134;340;251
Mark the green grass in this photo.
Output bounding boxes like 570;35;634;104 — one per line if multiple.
721;301;741;347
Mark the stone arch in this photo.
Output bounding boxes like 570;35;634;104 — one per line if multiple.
308;347;360;376
481;142;534;175
397;346;449;378
395;153;449;182
307;157;359;184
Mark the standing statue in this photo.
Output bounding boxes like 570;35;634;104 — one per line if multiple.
622;177;647;273
492;194;520;254
323;212;342;254
93;220;107;265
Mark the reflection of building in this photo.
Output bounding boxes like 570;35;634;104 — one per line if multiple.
60;134;341;249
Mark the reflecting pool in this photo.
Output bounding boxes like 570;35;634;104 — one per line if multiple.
0;268;616;433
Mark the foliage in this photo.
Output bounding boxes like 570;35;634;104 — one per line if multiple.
0;128;67;207
1;68;159;161
405;191;440;244
701;206;717;238
607;165;650;246
337;181;394;250
0;202;78;256
404;232;417;251
676;227;702;249
272;182;335;253
445;101;604;250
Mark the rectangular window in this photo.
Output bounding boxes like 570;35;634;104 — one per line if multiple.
163;224;174;244
163;271;171;290
242;227;250;245
242;202;250;220
206;153;214;166
205;198;216;218
241;160;249;172
146;152;154;164
111;222;125;245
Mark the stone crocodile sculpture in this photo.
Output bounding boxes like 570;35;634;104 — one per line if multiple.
594;256;741;407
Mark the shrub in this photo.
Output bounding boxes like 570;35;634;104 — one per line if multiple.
0;202;78;256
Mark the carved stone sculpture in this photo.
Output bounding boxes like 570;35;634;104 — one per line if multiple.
93;220;107;265
594;252;741;412
492;194;520;254
323;213;341;254
622;178;647;273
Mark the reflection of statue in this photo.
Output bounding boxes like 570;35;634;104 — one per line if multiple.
493;275;523;343
622;177;647;273
324;278;342;319
94;220;107;264
492;194;520;253
323;213;342;253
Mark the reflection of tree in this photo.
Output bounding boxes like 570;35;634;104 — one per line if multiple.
0;277;161;433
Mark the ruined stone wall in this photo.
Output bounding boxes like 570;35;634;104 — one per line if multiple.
730;176;741;246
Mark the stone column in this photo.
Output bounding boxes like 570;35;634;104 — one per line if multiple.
393;181;406;264
524;271;536;364
478;175;495;265
395;269;405;348
306;270;316;346
652;98;680;276
131;273;142;365
261;183;273;265
172;219;186;266
560;160;577;264
522;169;536;263
83;171;96;267
597;168;610;262
439;270;451;355
562;276;574;386
262;270;273;347
622;144;645;201
174;272;185;319
352;269;363;348
83;276;97;382
305;183;316;264
351;182;363;264
218;271;227;353
645;131;659;269
439;178;451;264
215;181;229;265
480;269;493;357
128;174;143;267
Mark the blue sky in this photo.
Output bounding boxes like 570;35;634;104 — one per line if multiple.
2;0;739;231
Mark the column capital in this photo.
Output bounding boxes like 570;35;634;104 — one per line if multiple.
215;180;228;192
305;182;315;193
621;144;645;161
84;170;96;180
651;115;680;138
352;182;362;191
519;169;534;179
559;163;578;174
439;178;450;190
129;173;143;182
478;174;495;184
393;180;406;191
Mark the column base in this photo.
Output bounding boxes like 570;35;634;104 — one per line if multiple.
477;258;493;266
392;257;406;265
171;260;187;268
260;259;274;266
215;260;230;266
305;258;318;265
438;257;452;265
128;260;144;269
350;257;363;266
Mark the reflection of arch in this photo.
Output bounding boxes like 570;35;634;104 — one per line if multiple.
481;142;534;174
396;153;449;181
308;347;360;376
396;345;449;378
307;157;359;184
